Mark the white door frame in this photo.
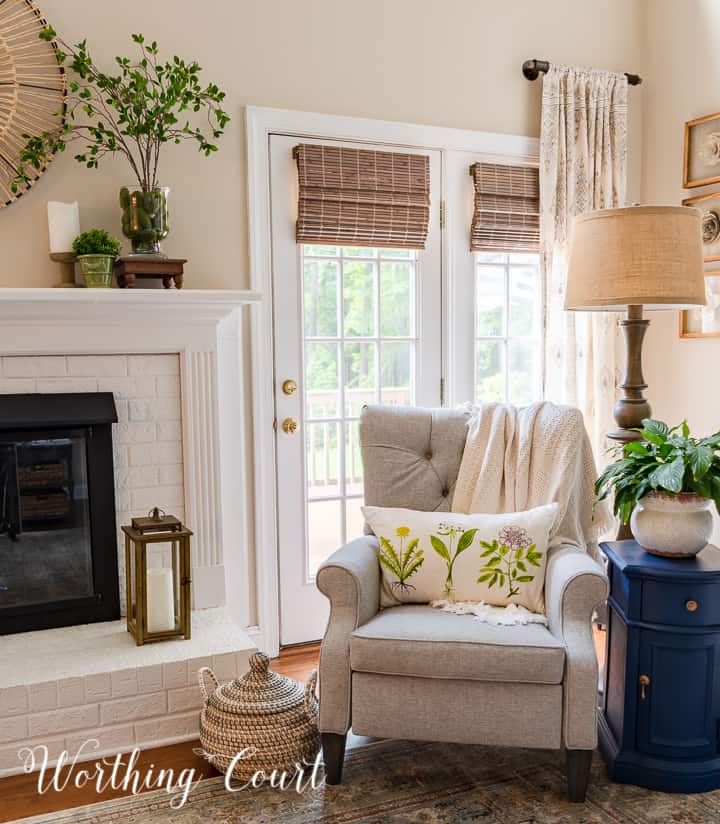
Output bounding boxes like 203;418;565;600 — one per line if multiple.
245;105;538;657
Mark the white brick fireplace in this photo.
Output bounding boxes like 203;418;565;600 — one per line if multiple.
0;288;261;775
0;288;260;613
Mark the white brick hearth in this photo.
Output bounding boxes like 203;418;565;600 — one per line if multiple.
0;288;261;774
0;609;253;776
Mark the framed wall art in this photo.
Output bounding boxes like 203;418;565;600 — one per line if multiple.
679;264;720;338
680;192;720;337
684;112;720;188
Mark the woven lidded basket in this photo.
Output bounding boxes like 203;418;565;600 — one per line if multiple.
198;651;319;780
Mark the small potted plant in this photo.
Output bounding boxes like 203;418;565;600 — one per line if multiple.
595;419;720;557
72;229;122;288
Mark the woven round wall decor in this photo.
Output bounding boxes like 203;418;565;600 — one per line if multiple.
0;0;65;207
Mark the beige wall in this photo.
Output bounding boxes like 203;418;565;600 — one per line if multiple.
0;0;644;288
641;0;720;436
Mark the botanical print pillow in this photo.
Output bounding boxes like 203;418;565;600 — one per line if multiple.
362;504;558;613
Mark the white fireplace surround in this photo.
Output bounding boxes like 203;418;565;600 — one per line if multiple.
0;288;261;620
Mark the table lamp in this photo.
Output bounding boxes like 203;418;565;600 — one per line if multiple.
565;205;705;445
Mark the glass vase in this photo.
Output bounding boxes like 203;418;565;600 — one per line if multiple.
120;185;170;256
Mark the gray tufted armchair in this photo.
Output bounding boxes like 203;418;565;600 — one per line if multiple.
316;405;608;802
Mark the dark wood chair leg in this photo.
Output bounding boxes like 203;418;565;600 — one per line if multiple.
321;732;347;785
566;749;592;802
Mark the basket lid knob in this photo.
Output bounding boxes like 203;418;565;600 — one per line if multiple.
249;651;270;674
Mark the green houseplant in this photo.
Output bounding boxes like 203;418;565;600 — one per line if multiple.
72;229;121;287
595;419;720;557
13;29;229;256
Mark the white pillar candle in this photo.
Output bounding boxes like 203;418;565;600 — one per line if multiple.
146;568;176;633
47;201;80;254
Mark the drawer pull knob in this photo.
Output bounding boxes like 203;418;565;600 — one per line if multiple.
686;600;699;612
639;674;650;701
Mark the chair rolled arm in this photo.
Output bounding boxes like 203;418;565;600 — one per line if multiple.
316;535;380;734
545;545;609;750
317;535;381;627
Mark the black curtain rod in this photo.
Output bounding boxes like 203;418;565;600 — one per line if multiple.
522;59;642;86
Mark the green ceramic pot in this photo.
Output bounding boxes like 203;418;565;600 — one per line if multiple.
77;254;115;288
119;185;170;256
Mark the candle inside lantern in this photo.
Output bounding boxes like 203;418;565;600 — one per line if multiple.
47;201;80;254
146;568;175;633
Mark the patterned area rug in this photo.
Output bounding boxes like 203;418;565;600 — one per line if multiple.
10;739;720;823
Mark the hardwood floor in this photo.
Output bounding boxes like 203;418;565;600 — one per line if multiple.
0;632;608;822
0;642;321;824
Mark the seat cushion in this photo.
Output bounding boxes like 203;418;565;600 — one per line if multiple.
350;605;565;684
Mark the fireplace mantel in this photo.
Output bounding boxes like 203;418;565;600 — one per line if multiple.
0;287;261;329
0;287;262;617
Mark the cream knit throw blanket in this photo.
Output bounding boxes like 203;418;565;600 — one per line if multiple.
452;401;610;553
431;402;611;624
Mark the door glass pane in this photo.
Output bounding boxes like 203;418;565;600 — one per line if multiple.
344;341;377;416
509;265;540;337
475;252;543;404
476;265;505;336
307;500;342;577
302;246;419;579
305;342;339;418
303;244;338;256
306;422;340;499
508;341;539;406
343;246;377;258
303;259;339;337
343;261;377;337
380;341;412;405
380;262;413;337
476;339;504;402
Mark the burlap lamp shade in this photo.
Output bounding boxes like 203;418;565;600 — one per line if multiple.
565;206;705;310
564;205;706;538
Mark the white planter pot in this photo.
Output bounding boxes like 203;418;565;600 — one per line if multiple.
630;491;713;558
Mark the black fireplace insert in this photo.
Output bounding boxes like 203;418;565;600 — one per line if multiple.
0;393;120;634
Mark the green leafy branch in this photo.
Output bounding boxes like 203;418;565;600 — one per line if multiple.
12;29;230;194
379;530;424;595
595;418;720;524
477;539;541;598
430;524;478;599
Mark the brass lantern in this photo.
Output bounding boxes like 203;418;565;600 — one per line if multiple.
122;508;193;645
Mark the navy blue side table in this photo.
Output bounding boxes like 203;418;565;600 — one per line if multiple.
599;540;720;793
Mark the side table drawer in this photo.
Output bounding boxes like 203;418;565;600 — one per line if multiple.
642;580;720;627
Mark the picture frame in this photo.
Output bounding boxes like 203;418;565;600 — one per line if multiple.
679;192;720;337
679;265;720;338
683;112;720;188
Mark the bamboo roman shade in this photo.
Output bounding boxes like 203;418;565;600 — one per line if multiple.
469;162;540;252
294;144;431;249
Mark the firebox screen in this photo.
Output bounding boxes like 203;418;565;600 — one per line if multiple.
0;433;94;610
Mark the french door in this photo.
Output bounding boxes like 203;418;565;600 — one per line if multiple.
270;134;443;644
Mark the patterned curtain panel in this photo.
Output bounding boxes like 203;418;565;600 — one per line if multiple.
540;65;628;462
469;162;540;252
293;144;430;249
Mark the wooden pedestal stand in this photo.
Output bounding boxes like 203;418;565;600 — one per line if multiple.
114;257;187;289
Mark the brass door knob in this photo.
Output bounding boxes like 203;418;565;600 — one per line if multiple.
686;599;699;612
639;674;650;700
281;417;298;435
282;379;298;396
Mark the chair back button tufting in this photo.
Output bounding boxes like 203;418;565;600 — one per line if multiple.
425;451;433;460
